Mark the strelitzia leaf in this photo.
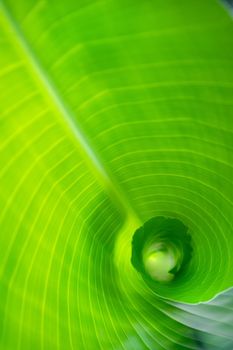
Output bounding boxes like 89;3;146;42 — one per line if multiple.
0;0;233;349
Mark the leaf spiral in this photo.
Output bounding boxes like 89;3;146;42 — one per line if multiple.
0;0;233;349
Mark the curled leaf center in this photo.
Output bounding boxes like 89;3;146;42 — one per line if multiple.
131;216;192;285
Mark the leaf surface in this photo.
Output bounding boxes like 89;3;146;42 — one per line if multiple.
1;0;233;349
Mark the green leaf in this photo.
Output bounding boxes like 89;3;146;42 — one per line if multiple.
0;0;233;349
131;216;192;284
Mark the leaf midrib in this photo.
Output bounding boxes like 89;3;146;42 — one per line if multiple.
0;1;140;226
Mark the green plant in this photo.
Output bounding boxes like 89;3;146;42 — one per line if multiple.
0;0;233;349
